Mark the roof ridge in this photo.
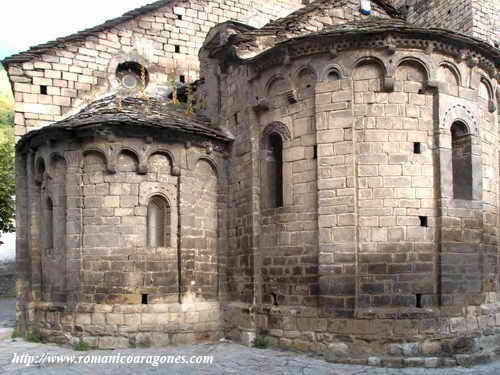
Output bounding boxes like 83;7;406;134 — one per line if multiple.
2;0;173;65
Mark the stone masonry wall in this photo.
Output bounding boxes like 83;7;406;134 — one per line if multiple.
395;0;499;47
0;261;15;297
15;123;229;347
471;0;500;47
6;0;303;139
202;3;500;352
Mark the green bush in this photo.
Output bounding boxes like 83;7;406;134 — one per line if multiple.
0;127;14;238
26;329;41;343
73;341;90;351
253;336;270;349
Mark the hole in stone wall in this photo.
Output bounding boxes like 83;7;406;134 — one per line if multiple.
419;216;428;227
179;75;185;83
234;112;239;124
270;293;279;306
177;14;182;20
418;89;425;94
416;293;423;308
142;294;148;304
313;145;318;159
40;85;48;95
413;142;421;154
175;45;180;53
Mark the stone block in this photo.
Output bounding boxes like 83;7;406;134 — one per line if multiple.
98;336;129;349
17;103;61;116
367;357;382;366
324;342;350;361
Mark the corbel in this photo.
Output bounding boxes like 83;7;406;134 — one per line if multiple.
285;89;297;104
384;35;397;55
104;144;118;174
454;50;467;64
205;142;213;155
253;98;270;112
467;55;479;68
283;48;292;66
329;45;338;59
424;43;434;56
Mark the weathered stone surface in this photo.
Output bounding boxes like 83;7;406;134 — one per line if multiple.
7;0;500;367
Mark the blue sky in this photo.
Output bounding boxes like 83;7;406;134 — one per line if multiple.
0;0;153;59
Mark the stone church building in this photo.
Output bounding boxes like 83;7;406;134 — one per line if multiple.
3;0;500;367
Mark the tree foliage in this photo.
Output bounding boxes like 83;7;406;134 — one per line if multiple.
0;126;15;235
0;62;15;243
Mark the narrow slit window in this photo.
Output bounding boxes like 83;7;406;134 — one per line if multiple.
46;197;54;250
40;85;48;95
147;196;171;247
419;216;428;227
265;133;284;208
177;14;182;20
174;45;180;53
413;142;421;154
313;145;318;159
451;122;472;200
142;294;148;304
416;293;423;308
179;75;186;83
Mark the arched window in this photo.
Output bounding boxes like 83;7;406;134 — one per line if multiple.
45;197;54;250
147;196;171;247
451;122;472;200
264;133;284;208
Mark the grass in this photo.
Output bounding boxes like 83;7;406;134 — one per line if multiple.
26;329;41;343
253;336;270;349
73;341;90;351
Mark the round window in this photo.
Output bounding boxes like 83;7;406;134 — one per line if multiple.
116;61;149;90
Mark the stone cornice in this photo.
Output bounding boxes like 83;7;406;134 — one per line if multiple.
227;25;500;80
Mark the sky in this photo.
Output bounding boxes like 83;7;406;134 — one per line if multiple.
0;0;153;60
0;0;155;261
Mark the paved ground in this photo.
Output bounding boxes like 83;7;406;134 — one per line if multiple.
2;299;500;374
1;340;500;374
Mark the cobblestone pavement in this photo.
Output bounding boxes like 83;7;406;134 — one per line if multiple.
1;299;500;374
1;339;500;375
0;298;16;328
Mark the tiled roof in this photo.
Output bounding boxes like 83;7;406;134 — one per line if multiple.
242;0;401;38
17;95;232;147
2;0;174;66
3;0;401;66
